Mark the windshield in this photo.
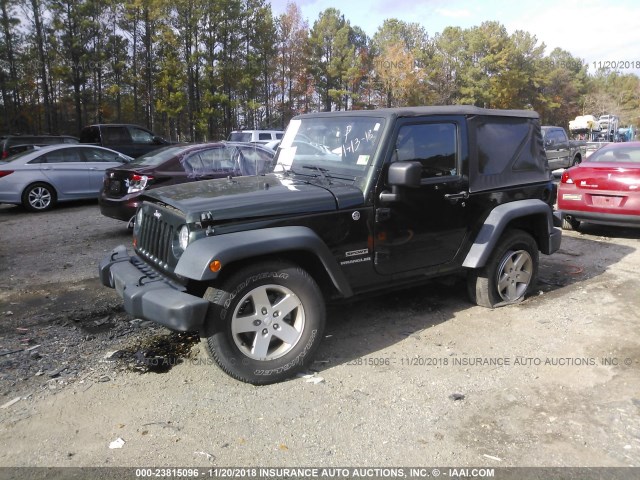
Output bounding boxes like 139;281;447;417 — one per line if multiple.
588;146;640;163
274;116;385;188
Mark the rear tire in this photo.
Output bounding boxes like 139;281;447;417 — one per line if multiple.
201;260;325;384
468;229;538;308
571;156;581;167
22;182;57;212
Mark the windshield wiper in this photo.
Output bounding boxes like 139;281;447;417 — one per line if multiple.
302;165;331;184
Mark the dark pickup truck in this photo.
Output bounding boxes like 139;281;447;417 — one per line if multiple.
100;106;561;384
80;124;168;158
542;126;587;169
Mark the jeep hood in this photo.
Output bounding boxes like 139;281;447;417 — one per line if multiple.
143;174;364;220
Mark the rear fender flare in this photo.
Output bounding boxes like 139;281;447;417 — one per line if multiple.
462;199;558;269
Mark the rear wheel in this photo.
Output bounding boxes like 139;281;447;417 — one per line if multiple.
22;183;57;212
468;229;538;308
571;156;581;167
201;260;326;384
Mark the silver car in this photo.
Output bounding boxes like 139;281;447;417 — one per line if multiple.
0;144;132;212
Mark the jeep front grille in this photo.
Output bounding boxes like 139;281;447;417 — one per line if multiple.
137;211;174;269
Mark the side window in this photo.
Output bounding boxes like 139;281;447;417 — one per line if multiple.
129;127;155;144
238;146;275;175
395;123;457;178
557;129;568;143
40;149;84;163
475;118;533;174
80;127;101;143
102;127;130;144
182;148;234;177
276;133;284;139
182;153;206;177
259;133;271;141
80;147;121;162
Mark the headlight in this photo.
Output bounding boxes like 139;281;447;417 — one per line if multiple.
178;225;189;250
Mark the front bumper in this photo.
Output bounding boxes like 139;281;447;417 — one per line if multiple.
99;246;210;331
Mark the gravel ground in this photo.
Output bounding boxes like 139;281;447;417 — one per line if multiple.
0;200;639;470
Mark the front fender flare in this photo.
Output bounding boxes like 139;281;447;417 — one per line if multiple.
462;199;561;269
175;226;353;297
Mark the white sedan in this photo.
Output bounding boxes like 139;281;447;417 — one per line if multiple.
0;144;132;212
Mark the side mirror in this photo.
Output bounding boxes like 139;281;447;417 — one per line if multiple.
153;135;166;145
388;161;422;188
380;161;422;202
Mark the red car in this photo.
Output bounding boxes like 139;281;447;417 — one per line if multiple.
558;141;640;230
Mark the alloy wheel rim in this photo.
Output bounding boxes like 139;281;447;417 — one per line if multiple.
28;187;51;210
496;249;533;302
231;284;305;361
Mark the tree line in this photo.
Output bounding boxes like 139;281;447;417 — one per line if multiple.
1;0;639;141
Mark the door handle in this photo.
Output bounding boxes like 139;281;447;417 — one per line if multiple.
444;191;469;201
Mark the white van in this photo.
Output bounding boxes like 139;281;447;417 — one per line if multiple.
228;130;284;144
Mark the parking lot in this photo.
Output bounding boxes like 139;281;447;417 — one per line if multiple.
0;200;639;468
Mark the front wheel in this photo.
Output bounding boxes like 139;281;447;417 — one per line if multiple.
468;229;538;308
201;260;326;384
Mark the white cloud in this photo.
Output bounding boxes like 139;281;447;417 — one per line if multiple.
506;1;640;73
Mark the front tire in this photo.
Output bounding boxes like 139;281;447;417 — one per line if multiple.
22;182;57;212
468;229;538;308
202;260;326;384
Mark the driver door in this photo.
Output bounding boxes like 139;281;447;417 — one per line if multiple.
373;118;470;275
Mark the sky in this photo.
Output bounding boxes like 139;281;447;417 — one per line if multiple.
268;0;640;75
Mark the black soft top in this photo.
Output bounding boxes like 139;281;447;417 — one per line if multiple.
296;106;539;120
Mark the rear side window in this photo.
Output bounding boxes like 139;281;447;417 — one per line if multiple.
229;132;252;142
33;149;84;164
259;133;271;140
7;136;38;146
102;127;130;144
468;115;550;193
80;127;101;143
476;120;532;174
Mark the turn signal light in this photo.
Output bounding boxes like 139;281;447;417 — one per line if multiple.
209;260;222;272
